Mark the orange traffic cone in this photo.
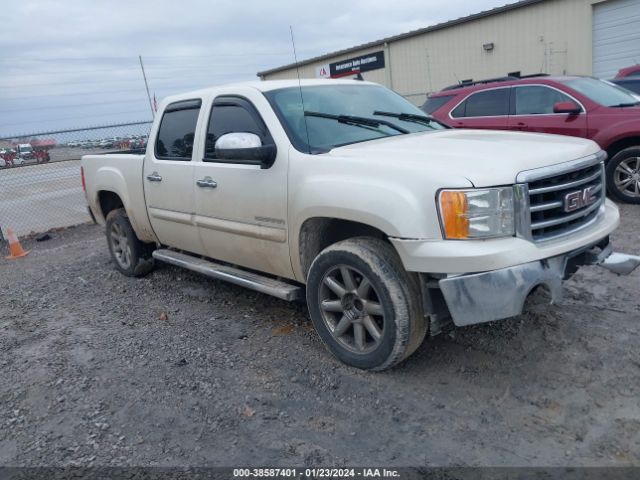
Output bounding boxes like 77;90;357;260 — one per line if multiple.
4;228;29;259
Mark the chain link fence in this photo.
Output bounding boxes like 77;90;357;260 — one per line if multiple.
0;121;152;238
0;97;435;240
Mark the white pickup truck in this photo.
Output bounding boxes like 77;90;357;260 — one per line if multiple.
81;79;639;370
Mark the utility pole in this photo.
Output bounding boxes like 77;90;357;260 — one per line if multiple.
139;55;154;118
425;49;433;95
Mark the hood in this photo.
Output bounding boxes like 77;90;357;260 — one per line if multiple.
594;103;640;115
329;129;601;187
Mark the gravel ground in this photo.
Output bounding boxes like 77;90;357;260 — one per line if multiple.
0;204;639;467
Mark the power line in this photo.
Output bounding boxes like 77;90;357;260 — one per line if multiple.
0;80;236;100
0;52;310;62
0;98;148;114
3;87;151;100
0;108;153;128
1;61;280;76
2;66;142;76
0;70;260;89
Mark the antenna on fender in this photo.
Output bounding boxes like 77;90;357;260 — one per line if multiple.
289;26;312;154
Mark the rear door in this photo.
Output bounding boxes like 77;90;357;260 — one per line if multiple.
509;85;587;138
193;95;293;279
448;87;510;129
143;99;204;254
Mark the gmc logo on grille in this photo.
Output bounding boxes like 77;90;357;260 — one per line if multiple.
564;186;598;213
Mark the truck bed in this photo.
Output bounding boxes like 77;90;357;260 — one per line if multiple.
81;153;156;242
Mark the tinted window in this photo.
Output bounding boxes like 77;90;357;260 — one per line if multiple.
205;97;270;159
451;89;509;118
451;101;466;118
613;79;640;95
422;95;454;114
515;86;576;115
155;100;201;160
561;77;639;107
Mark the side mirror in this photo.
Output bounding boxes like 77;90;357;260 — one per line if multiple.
553;101;581;115
214;132;277;168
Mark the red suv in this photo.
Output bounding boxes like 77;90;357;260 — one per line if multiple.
615;65;640;78
424;75;640;203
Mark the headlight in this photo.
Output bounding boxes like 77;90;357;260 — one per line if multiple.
438;188;515;239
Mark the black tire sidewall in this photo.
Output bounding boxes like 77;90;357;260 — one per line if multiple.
606;148;640;204
306;245;407;370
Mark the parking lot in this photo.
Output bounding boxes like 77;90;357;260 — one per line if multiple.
0;203;638;467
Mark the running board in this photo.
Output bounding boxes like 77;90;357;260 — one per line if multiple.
152;249;303;301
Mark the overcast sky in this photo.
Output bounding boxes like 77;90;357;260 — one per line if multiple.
0;0;512;137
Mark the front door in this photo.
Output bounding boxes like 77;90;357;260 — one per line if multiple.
193;95;293;279
509;85;587;138
143;99;204;254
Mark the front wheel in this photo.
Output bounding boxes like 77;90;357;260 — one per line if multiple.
306;237;427;371
606;147;640;204
105;208;156;277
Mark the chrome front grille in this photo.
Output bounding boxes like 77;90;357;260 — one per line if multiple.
516;152;606;242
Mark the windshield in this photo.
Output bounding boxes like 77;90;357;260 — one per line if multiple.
264;84;445;153
561;77;640;107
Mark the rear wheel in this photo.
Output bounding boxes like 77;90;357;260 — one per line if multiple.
105;208;155;277
306;237;426;371
606;147;640;204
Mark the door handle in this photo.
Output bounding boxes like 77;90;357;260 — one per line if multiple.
146;172;162;182
196;177;217;188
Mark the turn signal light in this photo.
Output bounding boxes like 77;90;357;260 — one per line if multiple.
438;188;515;240
439;191;469;239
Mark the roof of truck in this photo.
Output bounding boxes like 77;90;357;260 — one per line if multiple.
161;79;378;104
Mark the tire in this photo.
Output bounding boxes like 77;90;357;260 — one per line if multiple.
606;147;640;204
306;237;427;371
105;208;155;277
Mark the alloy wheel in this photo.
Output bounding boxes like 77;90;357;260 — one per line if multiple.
614;157;640;198
109;222;132;269
318;265;385;354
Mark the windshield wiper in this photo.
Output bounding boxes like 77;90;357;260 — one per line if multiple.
304;111;410;134
609;102;640;107
373;110;446;127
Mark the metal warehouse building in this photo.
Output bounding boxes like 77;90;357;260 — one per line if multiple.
257;0;640;105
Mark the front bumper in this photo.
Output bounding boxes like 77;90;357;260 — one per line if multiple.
391;199;620;274
438;239;640;326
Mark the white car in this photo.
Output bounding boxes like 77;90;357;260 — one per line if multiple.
81;79;639;370
0;152;24;166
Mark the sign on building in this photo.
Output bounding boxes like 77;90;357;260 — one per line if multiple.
316;64;331;78
315;51;385;78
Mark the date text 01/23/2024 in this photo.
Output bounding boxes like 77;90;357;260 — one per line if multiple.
232;468;400;478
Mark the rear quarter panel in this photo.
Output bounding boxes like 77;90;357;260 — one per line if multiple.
82;154;157;243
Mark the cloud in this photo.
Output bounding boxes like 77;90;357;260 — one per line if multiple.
0;0;509;135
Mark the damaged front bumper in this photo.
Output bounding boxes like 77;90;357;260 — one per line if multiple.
437;238;640;327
